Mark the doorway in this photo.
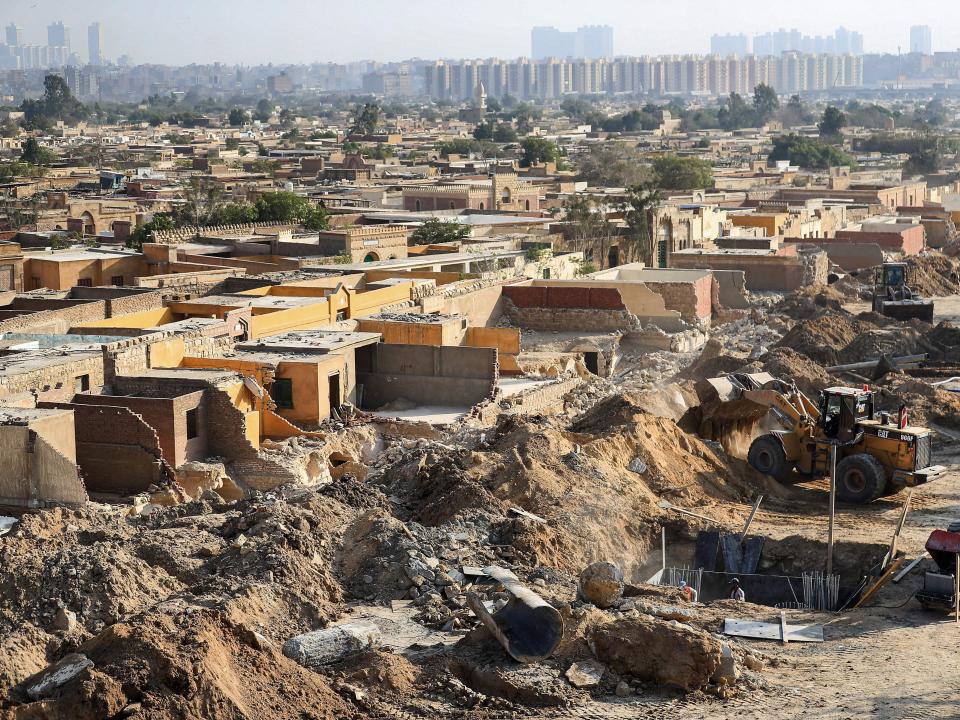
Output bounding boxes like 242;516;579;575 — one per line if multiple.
584;352;600;375
328;373;341;413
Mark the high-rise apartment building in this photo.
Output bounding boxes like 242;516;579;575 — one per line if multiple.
910;25;932;55
711;34;750;56
88;22;104;65
5;24;22;47
423;52;863;100
47;21;70;51
531;25;613;60
753;26;864;57
575;26;614;59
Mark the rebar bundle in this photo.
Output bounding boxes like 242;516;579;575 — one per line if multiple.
802;571;840;611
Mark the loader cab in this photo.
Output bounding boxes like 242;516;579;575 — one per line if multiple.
819;387;874;442
880;262;907;289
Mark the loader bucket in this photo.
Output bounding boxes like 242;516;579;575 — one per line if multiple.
694;373;784;458
881;300;935;324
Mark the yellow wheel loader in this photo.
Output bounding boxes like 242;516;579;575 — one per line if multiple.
703;373;944;504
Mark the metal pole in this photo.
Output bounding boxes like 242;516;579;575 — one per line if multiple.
827;445;837;578
661;526;666;571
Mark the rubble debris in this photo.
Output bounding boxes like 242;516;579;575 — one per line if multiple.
282;621;382;667
577;562;624;609
590;615;724;691
565;659;606;688
21;653;94;700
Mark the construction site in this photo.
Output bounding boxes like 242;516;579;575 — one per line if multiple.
1;246;959;720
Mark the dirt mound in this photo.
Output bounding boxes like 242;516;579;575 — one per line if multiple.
756;347;836;397
590;615;723;691
904;253;960;296
340;650;421;695
877;377;960;431
677;338;748;381
773;313;865;366
52;608;355;720
775;283;846;319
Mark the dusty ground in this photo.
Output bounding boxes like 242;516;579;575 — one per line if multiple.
5;257;960;719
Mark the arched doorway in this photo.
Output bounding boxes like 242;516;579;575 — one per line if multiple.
415;200;421;211
479;202;484;210
80;211;96;235
363;251;380;262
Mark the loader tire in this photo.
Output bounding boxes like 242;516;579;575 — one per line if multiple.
747;435;794;483
836;454;888;504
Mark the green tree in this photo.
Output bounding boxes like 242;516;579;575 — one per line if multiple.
19;138;56;166
409;218;470;244
520;137;559;167
718;92;753;130
769;134;856;169
254;99;273;123
253;191;329;230
818;106;847;137
781;94;814;126
127;214;177;251
351;102;381;135
211;202;258;225
228;107;247;126
752;84;780;125
621;182;663;265
562;194;615;265
21;75;88;124
650;155;713;190
492;123;518;143
576;142;650;188
473;121;494;140
180;177;225;228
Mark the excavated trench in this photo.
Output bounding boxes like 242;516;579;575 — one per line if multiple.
653;529;888;609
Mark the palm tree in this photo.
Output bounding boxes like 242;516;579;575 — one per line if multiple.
620;181;662;265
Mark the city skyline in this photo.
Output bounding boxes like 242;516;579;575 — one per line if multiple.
0;0;957;66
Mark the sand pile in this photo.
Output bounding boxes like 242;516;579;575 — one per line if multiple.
775;283;846;319
903;253;960;297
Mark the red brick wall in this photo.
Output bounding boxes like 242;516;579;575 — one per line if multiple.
502;286;625;311
834;227;925;255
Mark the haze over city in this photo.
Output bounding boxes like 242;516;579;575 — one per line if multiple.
2;0;959;64
2;0;960;718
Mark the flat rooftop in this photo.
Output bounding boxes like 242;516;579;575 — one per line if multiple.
236;330;381;354
313;249;525;273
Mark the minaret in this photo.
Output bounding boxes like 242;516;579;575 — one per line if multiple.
475;81;487;111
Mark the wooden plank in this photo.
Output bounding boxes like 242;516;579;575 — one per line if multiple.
739;495;764;542
855;557;906;608
882;489;913;570
508;507;546;523
723;618;823;643
892;553;927;583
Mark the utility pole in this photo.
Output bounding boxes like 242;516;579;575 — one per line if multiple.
827;445;837;577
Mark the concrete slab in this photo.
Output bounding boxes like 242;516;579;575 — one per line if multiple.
498;376;556;398
369;405;469;425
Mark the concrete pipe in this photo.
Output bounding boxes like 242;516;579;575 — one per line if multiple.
466;565;563;663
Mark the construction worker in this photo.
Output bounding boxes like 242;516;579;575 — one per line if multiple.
679;580;697;603
729;578;745;602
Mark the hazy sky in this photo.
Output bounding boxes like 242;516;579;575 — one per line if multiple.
2;0;957;65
